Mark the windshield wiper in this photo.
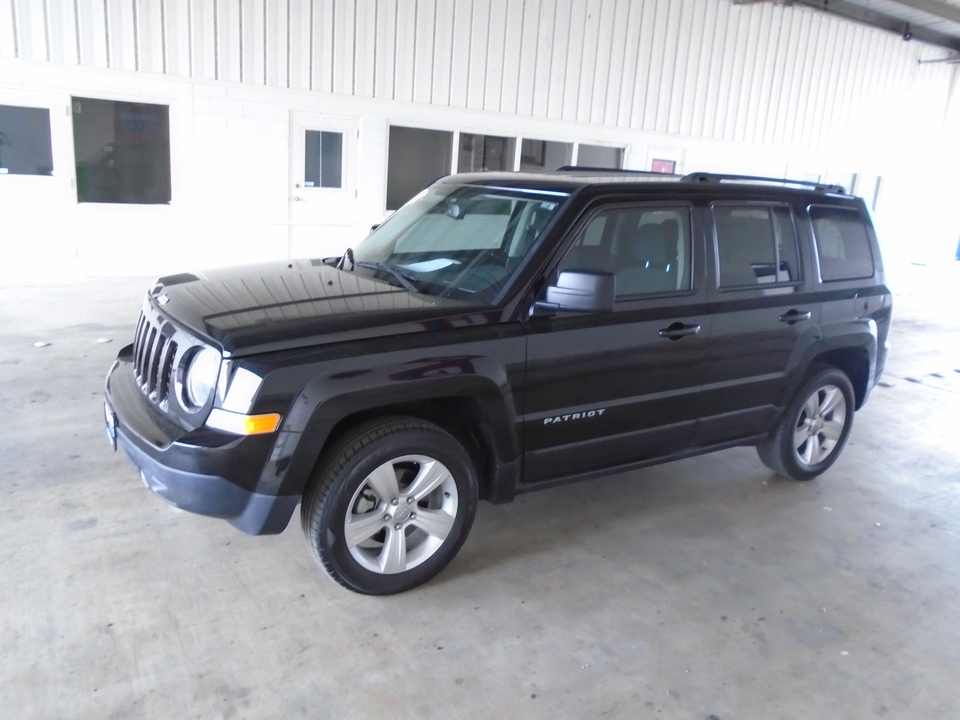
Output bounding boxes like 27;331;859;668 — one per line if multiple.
354;261;421;293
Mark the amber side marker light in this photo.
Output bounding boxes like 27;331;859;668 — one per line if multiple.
206;409;282;435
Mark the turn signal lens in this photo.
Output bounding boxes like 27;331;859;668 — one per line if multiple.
242;413;282;434
206;408;281;435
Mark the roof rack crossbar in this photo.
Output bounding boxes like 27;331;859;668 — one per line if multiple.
680;172;847;194
556;166;678;175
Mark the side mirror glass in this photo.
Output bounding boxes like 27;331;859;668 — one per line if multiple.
536;270;615;314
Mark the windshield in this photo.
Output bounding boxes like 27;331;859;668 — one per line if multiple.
352;184;567;303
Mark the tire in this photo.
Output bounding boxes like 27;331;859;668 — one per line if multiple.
757;367;856;481
301;416;478;595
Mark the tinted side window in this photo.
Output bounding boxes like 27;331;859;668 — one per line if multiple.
714;205;800;287
559;206;692;297
810;206;875;281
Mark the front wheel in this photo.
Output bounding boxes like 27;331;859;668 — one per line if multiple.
301;417;478;595
757;368;856;480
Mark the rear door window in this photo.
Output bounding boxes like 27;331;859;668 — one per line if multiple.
713;204;800;288
810;206;875;281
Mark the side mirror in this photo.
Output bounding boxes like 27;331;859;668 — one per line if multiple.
535;270;615;315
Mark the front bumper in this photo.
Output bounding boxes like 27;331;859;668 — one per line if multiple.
104;346;298;535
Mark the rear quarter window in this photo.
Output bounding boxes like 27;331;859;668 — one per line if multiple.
810;206;875;281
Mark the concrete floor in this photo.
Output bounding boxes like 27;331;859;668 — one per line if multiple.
1;263;959;720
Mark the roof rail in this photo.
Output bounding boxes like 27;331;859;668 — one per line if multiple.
680;172;847;194
556;166;676;175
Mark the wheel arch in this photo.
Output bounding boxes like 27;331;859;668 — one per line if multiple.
273;377;522;503
783;319;876;413
812;346;871;409
318;395;507;502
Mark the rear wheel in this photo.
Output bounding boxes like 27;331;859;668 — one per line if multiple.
301;417;478;595
757;368;855;480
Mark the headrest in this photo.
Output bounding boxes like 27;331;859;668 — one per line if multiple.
635;223;675;265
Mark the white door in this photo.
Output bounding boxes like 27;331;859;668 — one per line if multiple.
288;113;358;260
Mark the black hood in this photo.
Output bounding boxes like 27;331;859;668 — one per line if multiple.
149;259;497;356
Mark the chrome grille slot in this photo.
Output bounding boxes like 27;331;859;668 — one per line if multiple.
143;327;158;391
132;310;180;406
133;314;148;378
158;340;178;403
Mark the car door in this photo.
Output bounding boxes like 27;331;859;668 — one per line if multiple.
694;200;823;446
521;201;710;484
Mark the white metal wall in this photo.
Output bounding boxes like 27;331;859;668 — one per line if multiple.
1;0;958;278
1;0;955;149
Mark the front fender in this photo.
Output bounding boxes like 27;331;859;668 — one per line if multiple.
250;341;525;497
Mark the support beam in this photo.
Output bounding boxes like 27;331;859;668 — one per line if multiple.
886;0;960;27
793;0;960;51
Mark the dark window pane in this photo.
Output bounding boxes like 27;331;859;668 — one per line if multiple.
0;105;53;175
305;130;343;188
561;206;692;296
715;206;781;287
519;139;573;172
321;131;342;188
73;97;170;204
458;133;516;173
577;144;622;169
811;206;875;281
387;126;453;210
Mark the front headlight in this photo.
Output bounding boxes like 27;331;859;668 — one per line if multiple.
183;346;221;410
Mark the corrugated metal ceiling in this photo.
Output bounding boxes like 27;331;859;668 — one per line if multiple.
742;0;960;52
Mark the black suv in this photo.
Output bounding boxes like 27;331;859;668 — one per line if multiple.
103;171;891;594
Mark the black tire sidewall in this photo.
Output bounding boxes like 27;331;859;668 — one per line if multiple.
777;368;856;480
313;422;478;595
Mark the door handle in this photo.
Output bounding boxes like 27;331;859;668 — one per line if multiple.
779;309;812;324
658;322;701;340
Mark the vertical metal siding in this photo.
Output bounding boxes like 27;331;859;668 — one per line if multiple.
395;0;418;103
484;0;507;112
601;0;628;125
529;0;552;118
351;0;374;96
2;0;956;149
500;0;523;114
413;0;436;104
430;0;454;105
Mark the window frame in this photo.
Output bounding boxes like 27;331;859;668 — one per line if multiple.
303;129;344;189
710;201;804;292
0;104;54;176
457;132;517;173
575;143;624;170
71;95;172;205
518;138;575;172
385;124;455;211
